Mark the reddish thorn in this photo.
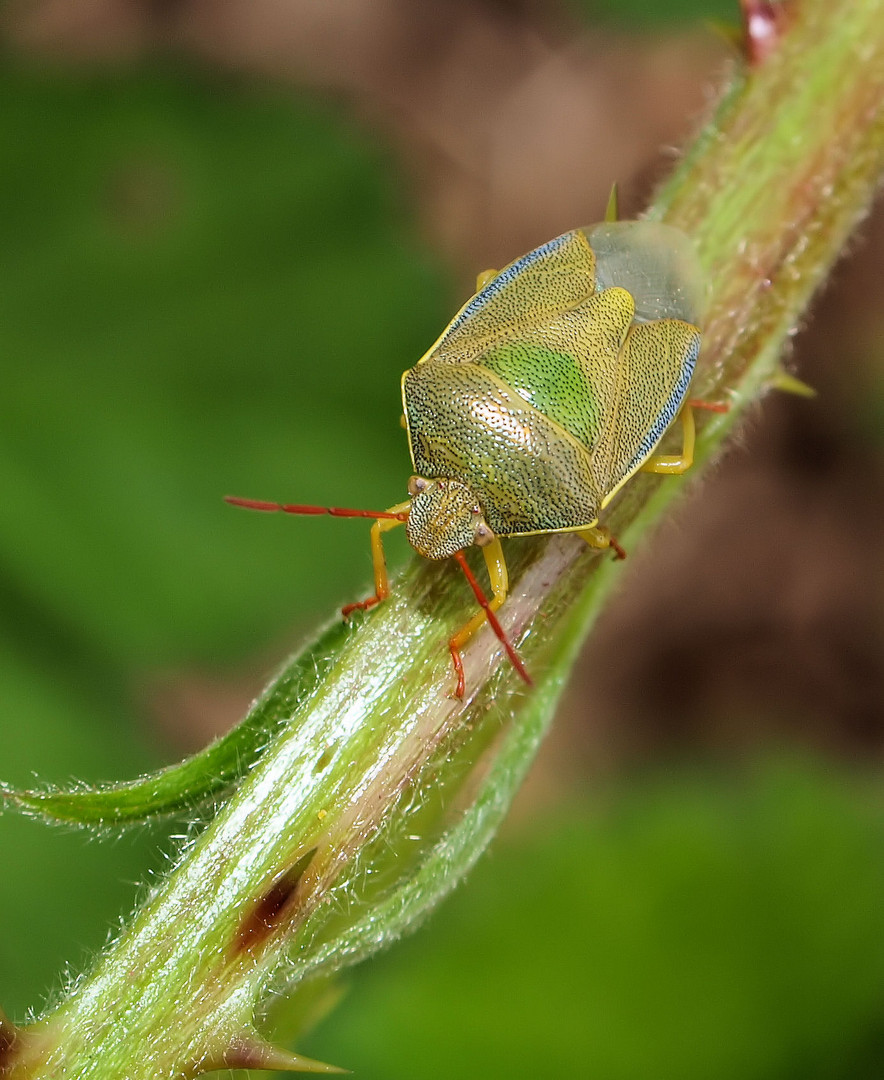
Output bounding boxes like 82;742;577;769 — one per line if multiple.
687;399;730;414
452;551;532;689
740;0;790;65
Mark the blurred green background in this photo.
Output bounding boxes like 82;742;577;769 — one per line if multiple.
2;1;884;1076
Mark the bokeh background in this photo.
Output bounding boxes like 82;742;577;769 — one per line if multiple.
2;1;884;1077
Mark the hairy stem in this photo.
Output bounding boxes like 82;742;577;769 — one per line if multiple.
5;2;884;1076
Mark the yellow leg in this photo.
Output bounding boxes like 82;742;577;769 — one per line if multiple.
579;524;626;561
475;268;498;292
341;501;410;617
449;538;508;650
640;404;695;475
448;537;508;697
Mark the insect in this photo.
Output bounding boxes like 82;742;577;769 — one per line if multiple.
229;218;708;697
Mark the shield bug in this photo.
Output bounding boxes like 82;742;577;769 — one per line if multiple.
229;219;706;697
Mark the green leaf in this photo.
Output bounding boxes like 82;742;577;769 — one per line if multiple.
1;621;349;826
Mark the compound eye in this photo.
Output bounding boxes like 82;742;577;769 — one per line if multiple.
408;476;430;497
473;521;494;547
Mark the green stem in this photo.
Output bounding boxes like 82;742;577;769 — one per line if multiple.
5;2;884;1075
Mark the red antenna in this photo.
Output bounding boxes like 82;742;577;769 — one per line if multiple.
226;495;531;695
224;496;408;522
452;550;532;696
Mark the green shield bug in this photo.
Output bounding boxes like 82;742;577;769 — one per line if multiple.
229;218;711;697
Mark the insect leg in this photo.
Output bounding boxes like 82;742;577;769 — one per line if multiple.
639;403;695;474
579;525;626;560
341;500;411;617
448;538;509;697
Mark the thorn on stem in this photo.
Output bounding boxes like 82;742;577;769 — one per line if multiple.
768;369;817;398
740;0;792;65
200;1032;348;1075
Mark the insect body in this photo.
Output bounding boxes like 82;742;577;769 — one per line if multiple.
229;220;705;696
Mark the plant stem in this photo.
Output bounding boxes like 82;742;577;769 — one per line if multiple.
5;2;884;1075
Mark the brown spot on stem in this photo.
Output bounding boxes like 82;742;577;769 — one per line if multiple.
313;743;337;773
0;1014;20;1073
232;848;317;956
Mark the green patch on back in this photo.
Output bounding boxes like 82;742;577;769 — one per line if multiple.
479;342;600;449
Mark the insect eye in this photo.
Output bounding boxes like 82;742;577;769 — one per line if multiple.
408;476;430;497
